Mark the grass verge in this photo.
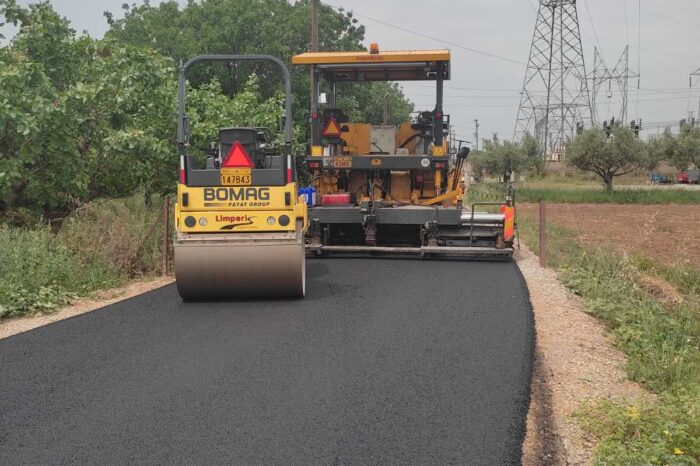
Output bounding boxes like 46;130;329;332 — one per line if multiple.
0;195;167;318
467;182;700;204
517;187;700;204
513;211;700;465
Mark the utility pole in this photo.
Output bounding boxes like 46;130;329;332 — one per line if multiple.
691;68;700;128
382;92;389;125
310;0;320;145
474;119;479;151
449;125;455;154
311;0;318;50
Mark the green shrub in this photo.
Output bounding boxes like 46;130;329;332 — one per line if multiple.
0;226;119;317
0;194;167;318
60;195;166;278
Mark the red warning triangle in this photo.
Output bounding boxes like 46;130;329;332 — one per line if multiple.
222;140;254;168
322;117;342;138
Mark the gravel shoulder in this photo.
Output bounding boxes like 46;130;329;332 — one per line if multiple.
517;245;649;465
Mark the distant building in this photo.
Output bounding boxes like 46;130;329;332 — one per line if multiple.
546;144;566;162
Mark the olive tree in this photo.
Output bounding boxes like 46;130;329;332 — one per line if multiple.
566;127;649;191
470;134;541;182
669;124;700;170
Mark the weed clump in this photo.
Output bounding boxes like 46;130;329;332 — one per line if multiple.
0;195;167;318
0;227;119;317
60;195;165;278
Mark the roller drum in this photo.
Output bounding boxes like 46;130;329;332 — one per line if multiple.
175;232;305;299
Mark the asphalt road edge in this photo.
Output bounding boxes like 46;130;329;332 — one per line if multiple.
509;257;546;466
0;276;175;340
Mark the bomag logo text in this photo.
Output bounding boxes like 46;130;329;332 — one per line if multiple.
203;188;271;201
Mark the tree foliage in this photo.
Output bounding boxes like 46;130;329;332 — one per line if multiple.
649;125;700;171
566;127;650;190
0;0;284;218
104;0;413;125
0;0;417;219
470;134;542;182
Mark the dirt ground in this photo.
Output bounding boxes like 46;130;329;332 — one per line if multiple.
518;203;700;268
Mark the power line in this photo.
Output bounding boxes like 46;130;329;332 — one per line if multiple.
632;46;700;61
452;123;476;130
640;87;700;93
622;0;629;45
582;0;604;53
401;83;523;92
320;1;525;66
634;0;641;118
413;95;695;109
409;93;524;100
411;89;700;98
402;82;700;97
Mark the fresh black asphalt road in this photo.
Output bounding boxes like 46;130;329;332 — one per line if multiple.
0;259;534;465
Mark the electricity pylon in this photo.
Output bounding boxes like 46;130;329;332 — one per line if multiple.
591;46;639;126
691;67;700;127
514;0;592;159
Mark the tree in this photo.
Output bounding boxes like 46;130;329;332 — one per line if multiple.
104;0;413;126
647;125;700;171
0;0;284;218
521;133;544;174
648;128;677;169
566;127;649;191
469;134;540;182
670;124;700;170
186;77;284;160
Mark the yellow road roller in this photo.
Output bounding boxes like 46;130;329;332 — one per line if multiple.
174;55;307;299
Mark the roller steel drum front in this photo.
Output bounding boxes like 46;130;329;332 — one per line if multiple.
175;232;305;299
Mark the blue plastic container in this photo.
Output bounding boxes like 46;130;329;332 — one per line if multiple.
299;187;316;206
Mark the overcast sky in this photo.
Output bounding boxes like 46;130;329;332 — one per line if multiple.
6;0;700;142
